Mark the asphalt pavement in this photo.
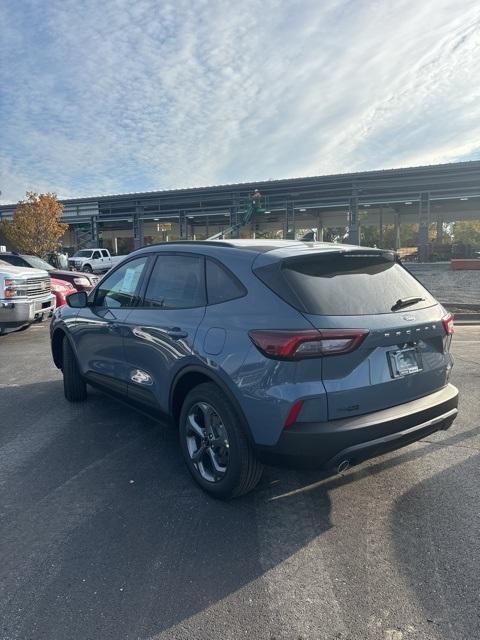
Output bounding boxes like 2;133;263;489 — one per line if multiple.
0;323;479;640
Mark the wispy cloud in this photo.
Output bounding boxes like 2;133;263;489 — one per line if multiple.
1;0;479;203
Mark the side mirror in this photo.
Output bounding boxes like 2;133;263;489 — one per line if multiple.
66;290;89;308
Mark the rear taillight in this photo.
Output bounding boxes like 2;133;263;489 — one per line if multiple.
248;329;368;360
442;312;454;335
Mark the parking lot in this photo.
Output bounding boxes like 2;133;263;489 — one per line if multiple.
0;323;478;640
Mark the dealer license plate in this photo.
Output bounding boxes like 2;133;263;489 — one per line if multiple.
388;347;422;378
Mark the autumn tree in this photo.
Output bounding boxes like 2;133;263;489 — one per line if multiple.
452;221;480;247
0;192;68;258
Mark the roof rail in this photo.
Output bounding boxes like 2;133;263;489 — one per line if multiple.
145;240;236;249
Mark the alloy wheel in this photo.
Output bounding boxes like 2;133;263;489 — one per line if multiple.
185;402;230;482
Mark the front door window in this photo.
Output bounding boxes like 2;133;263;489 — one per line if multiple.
94;257;149;308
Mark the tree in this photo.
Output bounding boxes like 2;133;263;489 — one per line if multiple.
452;221;480;247
361;225;380;247
0;192;68;258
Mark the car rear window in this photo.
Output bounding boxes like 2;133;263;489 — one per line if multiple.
254;251;436;315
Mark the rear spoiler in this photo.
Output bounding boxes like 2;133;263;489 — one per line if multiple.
284;248;397;264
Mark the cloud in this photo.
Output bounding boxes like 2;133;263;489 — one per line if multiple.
1;0;479;203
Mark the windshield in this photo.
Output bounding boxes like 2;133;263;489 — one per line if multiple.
73;250;93;257
22;255;54;271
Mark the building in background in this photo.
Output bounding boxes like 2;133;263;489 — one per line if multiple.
1;161;479;261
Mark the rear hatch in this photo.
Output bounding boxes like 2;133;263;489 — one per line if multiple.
253;247;452;420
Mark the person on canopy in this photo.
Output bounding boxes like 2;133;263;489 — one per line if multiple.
251;189;262;214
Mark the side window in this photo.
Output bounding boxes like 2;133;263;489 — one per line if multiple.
144;254;206;309
101;250;109;258
92;251;101;260
206;258;246;305
94;257;149;308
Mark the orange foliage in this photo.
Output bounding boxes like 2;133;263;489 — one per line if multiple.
0;192;68;258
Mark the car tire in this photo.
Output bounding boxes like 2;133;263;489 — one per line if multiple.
82;264;93;273
62;336;87;402
179;382;263;499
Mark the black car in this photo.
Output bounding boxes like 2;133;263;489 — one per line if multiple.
0;252;99;291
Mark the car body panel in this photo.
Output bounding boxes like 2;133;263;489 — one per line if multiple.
123;306;206;412
67;305;133;395
48;269;98;291
51;277;77;307
302;306;452;420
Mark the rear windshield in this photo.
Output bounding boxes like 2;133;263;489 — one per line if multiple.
254;252;436;315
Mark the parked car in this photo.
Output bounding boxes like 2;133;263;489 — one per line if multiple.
0;252;99;291
50;240;458;498
51;277;77;307
1;259;55;335
68;248;125;274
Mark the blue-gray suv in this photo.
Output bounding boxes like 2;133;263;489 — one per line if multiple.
50;240;459;498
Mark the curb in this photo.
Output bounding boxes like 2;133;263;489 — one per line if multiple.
454;318;480;325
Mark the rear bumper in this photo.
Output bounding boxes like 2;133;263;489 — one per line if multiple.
256;384;459;469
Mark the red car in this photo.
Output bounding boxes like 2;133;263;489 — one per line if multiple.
51;277;77;307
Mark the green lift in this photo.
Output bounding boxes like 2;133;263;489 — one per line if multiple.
208;194;268;240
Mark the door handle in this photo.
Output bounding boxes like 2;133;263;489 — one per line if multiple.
108;322;120;333
165;327;188;339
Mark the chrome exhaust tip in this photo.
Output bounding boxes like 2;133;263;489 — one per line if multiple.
337;459;350;474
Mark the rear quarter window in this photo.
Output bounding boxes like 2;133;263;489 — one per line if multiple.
206;259;246;305
254;252;436;315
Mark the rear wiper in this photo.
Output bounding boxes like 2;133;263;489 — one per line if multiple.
391;296;425;311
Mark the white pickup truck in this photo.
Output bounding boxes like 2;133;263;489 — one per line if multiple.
0;259;56;335
68;248;126;274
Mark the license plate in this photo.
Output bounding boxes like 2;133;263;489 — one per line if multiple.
388;347;422;378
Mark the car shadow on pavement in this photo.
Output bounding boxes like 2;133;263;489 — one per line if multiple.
272;424;480;640
0;380;478;639
0;382;333;639
390;451;480;640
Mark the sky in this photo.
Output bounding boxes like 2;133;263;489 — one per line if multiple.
1;0;479;204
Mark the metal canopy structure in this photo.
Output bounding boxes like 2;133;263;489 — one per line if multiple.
1;160;479;258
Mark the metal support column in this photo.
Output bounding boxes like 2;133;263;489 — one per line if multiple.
317;214;324;241
379;205;384;246
90;216;98;245
394;210;401;250
285;201;295;239
418;192;430;262
436;217;444;243
230;194;240;238
348;191;359;244
179;211;187;239
133;204;144;250
229;206;239;238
